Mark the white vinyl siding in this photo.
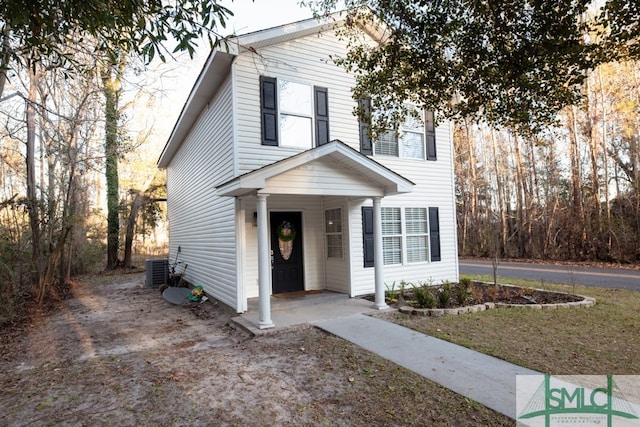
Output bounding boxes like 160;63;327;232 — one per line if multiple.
165;77;238;309
264;156;383;197
349;117;458;295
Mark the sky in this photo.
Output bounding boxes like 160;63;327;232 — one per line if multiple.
220;0;318;35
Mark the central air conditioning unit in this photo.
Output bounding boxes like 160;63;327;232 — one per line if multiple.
145;259;168;288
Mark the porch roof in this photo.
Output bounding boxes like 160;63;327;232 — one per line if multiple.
216;140;414;197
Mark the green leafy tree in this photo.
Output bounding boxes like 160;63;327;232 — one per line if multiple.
0;0;233;99
309;0;640;134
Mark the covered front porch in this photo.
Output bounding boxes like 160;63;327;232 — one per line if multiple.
233;290;375;333
216;140;414;329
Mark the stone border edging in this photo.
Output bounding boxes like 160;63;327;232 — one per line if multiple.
398;289;596;317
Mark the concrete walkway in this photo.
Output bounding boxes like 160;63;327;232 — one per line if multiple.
313;313;539;419
232;293;539;419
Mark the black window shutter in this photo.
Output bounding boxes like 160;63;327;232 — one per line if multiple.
362;206;374;267
359;98;372;155
314;86;330;146
260;76;278;146
429;207;441;261
425;111;437;160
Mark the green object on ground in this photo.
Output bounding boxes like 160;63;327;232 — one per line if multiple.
188;286;204;302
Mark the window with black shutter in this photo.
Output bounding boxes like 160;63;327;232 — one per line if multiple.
367;103;435;160
259;76;331;148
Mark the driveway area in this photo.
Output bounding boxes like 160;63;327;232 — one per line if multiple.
0;272;508;426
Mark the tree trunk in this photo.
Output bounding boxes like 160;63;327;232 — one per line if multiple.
102;55;124;270
512;133;527;257
596;68;612;254
0;28;10;99
123;191;143;268
567;106;585;258
490;129;507;256
585;79;602;257
26;66;42;291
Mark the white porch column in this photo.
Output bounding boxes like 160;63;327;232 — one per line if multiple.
256;193;275;329
373;196;388;309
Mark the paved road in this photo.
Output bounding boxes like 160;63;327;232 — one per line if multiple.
459;259;640;290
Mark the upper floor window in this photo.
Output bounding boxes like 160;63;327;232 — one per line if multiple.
359;100;437;161
260;76;330;148
280;80;313;148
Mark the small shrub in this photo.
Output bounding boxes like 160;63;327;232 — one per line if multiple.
399;280;407;298
470;285;484;304
412;283;436;309
486;285;499;302
459;277;472;288
455;279;471;306
385;281;398;302
437;282;452;308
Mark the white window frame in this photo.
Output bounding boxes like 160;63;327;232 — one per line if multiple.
278;79;314;149
404;207;429;263
380;207;431;266
374;105;426;160
325;208;343;259
381;207;402;265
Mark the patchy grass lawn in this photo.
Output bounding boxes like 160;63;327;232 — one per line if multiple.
376;275;640;375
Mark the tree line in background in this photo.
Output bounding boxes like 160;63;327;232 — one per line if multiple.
455;60;640;263
0;48;167;316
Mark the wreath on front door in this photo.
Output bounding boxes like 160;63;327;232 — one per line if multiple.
277;221;296;261
277;221;296;242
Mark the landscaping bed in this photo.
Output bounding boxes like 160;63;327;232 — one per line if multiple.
375;278;640;375
363;279;594;316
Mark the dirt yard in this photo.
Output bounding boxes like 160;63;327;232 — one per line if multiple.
0;272;510;426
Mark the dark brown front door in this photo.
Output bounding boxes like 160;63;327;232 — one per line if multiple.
270;212;304;294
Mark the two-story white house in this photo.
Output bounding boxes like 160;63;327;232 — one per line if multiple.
157;12;459;328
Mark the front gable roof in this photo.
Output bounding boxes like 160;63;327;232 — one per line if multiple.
157;50;235;168
216;140;414;197
157;10;359;168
